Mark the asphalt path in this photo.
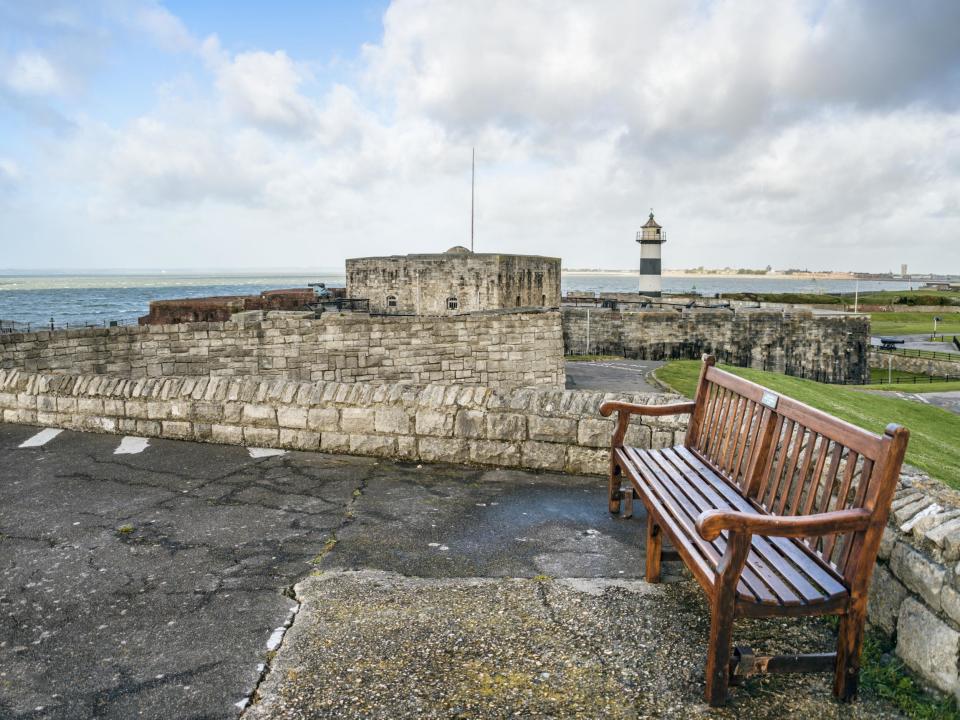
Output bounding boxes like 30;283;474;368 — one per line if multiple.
0;424;647;719
565;359;666;393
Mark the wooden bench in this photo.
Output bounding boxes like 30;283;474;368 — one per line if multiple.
600;356;909;706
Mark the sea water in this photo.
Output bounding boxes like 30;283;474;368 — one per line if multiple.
0;272;914;328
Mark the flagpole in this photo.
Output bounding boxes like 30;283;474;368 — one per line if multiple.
470;147;475;252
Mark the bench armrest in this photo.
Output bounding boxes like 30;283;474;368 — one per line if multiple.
696;508;872;542
599;401;696;418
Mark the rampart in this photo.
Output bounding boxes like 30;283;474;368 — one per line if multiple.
562;307;870;383
0;311;565;390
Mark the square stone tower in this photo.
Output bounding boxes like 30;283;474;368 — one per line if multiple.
346;247;561;315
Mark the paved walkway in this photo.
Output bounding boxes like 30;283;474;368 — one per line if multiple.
883;389;960;415
872;334;960;355
0;424;909;719
565;359;666;393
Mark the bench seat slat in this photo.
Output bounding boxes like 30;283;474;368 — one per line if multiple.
618;445;849;608
675;446;849;600
625;448;774;604
616;448;719;592
639;448;802;605
652;448;825;605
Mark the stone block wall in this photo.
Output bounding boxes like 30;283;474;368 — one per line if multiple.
0;311;565;390
346;252;561;315
871;468;960;700
868;349;960;378
563;307;870;383
0;368;685;476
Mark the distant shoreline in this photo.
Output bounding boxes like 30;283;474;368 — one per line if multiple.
562;270;860;280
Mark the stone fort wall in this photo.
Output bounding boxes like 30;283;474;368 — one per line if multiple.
0;311;565;390
868;349;960;379
562;307;870;383
346;253;561;315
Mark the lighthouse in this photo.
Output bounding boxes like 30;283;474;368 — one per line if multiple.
636;211;665;297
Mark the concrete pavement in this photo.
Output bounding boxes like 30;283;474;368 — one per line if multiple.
0;424;912;719
565;359;666;393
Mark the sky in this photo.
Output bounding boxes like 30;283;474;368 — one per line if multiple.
0;0;958;273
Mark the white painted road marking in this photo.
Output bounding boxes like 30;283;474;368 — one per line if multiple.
114;436;150;455
19;428;63;448
587;362;653;374
248;447;287;458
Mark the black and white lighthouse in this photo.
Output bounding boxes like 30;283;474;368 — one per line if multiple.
636;211;665;297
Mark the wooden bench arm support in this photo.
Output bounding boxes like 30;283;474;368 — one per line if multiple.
599;401;697;418
599;401;697;447
696;508;873;542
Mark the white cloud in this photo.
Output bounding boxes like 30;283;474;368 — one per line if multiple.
4;0;959;272
0;157;21;193
202;38;317;133
6;51;63;95
130;2;197;53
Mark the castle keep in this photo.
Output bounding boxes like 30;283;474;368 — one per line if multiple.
346;247;561;315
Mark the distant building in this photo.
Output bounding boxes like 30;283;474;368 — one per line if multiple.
901;264;908;277
346;247;561;315
636;211;666;297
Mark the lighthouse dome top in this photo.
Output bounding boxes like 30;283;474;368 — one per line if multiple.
642;212;661;229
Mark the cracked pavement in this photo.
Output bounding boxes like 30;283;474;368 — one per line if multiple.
0;423;650;719
0;423;364;719
1;423;912;719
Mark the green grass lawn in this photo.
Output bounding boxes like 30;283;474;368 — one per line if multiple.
861;379;960;393
855;289;960;306
654;360;960;489
718;289;960;308
868;367;928;383
865;368;960;391
870;312;960;337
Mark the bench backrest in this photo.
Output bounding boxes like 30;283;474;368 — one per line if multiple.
684;357;908;584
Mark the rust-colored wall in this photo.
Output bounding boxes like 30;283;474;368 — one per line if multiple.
139;288;327;325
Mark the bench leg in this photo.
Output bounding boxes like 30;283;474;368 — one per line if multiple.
646;515;662;583
704;531;750;706
705;595;736;706
608;457;622;515
833;607;865;701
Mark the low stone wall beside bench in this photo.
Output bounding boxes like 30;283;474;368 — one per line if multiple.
0;368;686;476
872;468;960;700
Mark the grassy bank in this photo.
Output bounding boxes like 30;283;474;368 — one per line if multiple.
870;312;960;337
856;289;960;306
654;360;960;489
716;289;960;308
